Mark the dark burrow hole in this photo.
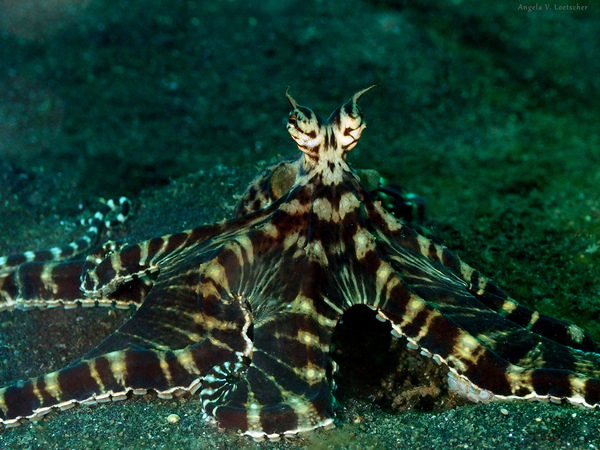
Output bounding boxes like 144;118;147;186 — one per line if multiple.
330;305;462;414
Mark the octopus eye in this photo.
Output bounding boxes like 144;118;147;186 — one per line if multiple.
288;115;297;127
351;108;364;125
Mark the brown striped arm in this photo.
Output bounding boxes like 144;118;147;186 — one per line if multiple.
374;279;600;407
363;214;600;407
396;227;595;352
0;264;254;428
78;212;273;299
200;310;336;440
1;260;92;312
0;198;133;310
0;257;152;311
0;197;132;276
464;278;597;351
79;232;213;300
75;201;292;359
1;261;86;311
0;345;222;427
366;199;597;353
193;213;340;439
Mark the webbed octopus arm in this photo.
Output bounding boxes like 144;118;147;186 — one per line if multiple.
362;196;600;405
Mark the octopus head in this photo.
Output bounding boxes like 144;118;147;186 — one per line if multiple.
286;86;376;162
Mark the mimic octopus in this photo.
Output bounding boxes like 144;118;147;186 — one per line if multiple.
1;88;599;441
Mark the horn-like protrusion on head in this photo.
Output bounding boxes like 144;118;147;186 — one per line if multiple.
286;87;298;110
333;85;376;153
285;89;323;156
285;86;376;161
351;85;377;104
